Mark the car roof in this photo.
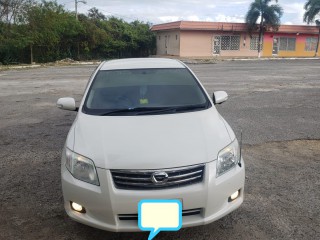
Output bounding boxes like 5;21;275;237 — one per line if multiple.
100;58;185;70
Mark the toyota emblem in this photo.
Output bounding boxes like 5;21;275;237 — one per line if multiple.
151;171;169;184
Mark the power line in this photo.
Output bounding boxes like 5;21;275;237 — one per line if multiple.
59;0;74;4
80;2;149;22
59;0;142;22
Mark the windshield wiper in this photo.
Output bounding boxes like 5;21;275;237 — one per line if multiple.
99;107;171;116
136;103;209;115
99;103;209;116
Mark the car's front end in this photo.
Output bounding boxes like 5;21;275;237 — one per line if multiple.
62;161;244;232
59;58;245;232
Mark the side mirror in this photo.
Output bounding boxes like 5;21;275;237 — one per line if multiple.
213;91;228;104
56;97;77;111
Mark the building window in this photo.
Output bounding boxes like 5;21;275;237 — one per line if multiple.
176;35;178;40
158;36;161;40
250;36;263;50
279;37;296;51
220;35;240;50
305;37;317;51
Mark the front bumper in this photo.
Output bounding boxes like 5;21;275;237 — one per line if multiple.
61;160;245;232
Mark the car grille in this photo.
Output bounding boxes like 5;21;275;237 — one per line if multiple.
118;208;202;220
111;164;205;190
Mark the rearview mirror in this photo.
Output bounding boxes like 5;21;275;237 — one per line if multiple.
56;97;77;111
213;91;228;104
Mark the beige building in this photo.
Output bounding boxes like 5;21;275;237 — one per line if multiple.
151;21;320;58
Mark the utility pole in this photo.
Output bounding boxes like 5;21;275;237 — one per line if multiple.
74;0;86;60
315;20;320;57
75;0;86;20
75;0;78;20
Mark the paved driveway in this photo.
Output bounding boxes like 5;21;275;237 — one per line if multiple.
0;60;319;240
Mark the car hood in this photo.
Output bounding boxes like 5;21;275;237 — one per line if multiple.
72;108;232;169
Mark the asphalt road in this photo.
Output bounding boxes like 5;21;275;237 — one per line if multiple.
0;59;319;240
191;60;320;144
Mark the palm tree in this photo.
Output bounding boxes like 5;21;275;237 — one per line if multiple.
245;0;283;58
303;0;320;56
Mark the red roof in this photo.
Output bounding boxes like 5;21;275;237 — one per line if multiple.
151;21;319;34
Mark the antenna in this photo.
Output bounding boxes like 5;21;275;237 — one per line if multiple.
238;130;242;167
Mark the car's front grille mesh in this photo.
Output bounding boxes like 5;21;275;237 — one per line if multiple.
118;208;202;220
111;164;205;190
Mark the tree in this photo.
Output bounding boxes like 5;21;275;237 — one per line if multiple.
0;0;35;24
0;1;155;64
245;0;283;58
0;0;36;64
130;20;156;56
303;0;320;56
25;0;82;62
88;7;105;21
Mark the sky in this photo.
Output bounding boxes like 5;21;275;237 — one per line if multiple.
58;0;309;25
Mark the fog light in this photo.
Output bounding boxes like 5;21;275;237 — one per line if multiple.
71;202;86;213
228;190;240;202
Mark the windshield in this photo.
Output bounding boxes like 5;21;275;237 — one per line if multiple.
82;68;210;115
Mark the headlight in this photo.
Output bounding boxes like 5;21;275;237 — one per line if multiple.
65;148;100;185
216;139;240;177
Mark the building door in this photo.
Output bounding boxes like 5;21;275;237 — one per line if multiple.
273;37;279;55
165;35;167;54
213;36;221;54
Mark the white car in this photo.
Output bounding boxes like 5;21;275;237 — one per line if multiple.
57;58;245;232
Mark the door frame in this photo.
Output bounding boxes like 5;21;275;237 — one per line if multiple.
272;37;279;55
212;36;221;55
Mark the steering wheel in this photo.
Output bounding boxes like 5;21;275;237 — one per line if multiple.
116;95;134;108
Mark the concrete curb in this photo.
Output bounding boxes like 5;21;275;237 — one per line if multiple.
160;56;320;64
224;57;320;61
0;58;318;71
0;61;101;71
